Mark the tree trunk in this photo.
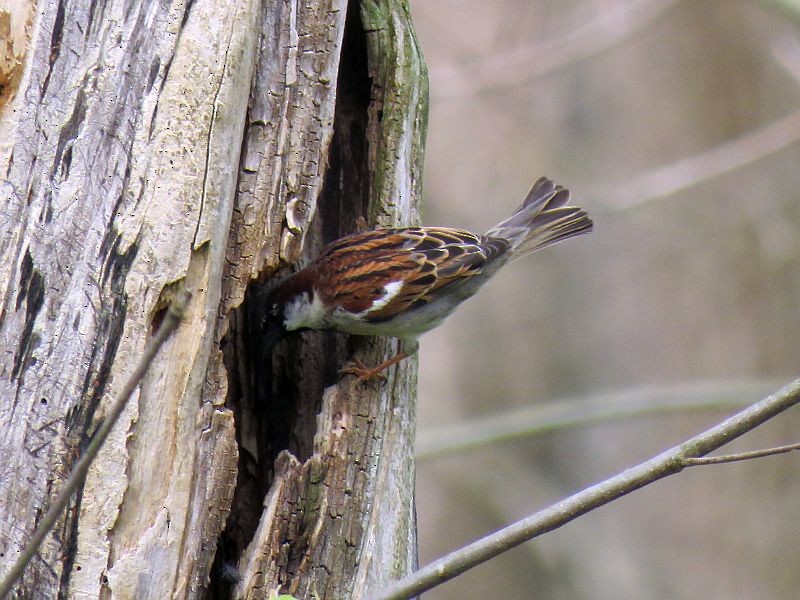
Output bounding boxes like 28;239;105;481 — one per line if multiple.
0;0;427;597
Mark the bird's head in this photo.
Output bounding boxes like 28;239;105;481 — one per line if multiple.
260;270;319;349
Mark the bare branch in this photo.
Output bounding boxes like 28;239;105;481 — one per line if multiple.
682;442;800;466
599;110;800;211
772;32;800;84
378;377;800;600
0;290;191;598
417;379;779;460
432;0;679;102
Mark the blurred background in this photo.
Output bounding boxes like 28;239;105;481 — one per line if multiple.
408;1;800;598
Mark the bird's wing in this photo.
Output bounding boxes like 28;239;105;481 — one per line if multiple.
317;227;508;322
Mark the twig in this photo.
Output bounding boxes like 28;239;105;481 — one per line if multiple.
0;290;191;598
377;376;800;600
433;0;679;102
772;32;800;85
599;109;800;211
595;8;800;212
682;442;800;466
416;379;779;459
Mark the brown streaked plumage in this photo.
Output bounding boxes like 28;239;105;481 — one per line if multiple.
265;177;592;380
313;227;508;323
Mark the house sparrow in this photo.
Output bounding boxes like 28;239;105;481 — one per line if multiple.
264;177;592;380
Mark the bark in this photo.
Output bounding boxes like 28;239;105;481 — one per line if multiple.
0;0;427;598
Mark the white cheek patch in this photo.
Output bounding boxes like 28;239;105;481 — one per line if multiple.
284;291;327;330
364;280;404;314
283;293;309;330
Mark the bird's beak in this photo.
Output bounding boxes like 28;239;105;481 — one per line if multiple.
261;317;287;351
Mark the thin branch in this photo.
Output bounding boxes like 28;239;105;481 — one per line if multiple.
432;0;680;102
772;32;800;84
770;33;800;83
0;290;191;598
594;6;800;212
598;109;800;211
682;442;800;466
377;377;800;600
416;379;780;460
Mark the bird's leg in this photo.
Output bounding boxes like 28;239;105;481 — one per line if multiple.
339;353;409;382
339;340;419;382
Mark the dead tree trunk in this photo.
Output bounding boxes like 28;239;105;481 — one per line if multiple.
0;0;427;598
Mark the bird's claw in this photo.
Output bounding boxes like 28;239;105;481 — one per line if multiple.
339;359;388;383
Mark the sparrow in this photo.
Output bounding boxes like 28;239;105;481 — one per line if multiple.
263;177;592;380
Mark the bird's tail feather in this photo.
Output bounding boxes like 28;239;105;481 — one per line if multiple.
485;177;592;261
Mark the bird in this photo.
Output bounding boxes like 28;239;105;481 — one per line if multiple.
262;177;592;381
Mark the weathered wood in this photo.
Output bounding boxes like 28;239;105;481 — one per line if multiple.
0;0;261;596
228;1;427;598
0;0;427;597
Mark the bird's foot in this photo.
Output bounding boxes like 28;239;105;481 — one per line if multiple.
339;351;411;383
